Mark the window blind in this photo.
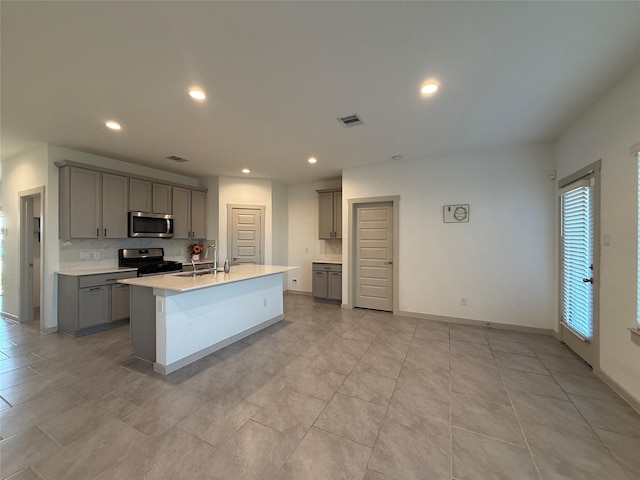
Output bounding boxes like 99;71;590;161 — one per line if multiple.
561;183;593;339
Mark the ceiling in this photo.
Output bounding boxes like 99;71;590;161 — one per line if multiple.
2;1;639;184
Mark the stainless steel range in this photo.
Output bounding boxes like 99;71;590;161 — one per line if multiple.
118;248;182;276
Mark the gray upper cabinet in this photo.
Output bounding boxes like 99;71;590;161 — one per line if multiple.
129;178;152;212
152;183;172;214
102;173;128;238
317;188;342;239
191;190;206;239
172;187;206;239
60;166;126;240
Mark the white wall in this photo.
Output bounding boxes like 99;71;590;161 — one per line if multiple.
343;144;557;330
287;179;342;293
1;144;49;322
556;64;640;401
271;181;288;267
218;176;273;264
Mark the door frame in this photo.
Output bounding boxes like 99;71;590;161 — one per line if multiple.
19;186;45;330
346;196;400;314
226;204;266;264
558;160;601;369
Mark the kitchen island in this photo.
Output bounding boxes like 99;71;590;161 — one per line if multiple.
119;264;297;374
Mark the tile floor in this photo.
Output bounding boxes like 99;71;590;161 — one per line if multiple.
1;294;639;480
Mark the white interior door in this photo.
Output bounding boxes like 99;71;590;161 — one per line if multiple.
559;168;599;367
355;202;393;311
229;207;263;265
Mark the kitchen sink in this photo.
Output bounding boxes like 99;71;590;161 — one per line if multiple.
175;270;215;277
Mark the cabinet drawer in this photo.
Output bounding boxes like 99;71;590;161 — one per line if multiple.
79;271;137;288
312;262;342;273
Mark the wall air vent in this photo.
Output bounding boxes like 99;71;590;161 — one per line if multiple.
337;114;364;127
165;155;189;163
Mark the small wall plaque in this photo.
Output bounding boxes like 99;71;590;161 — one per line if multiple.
443;204;469;223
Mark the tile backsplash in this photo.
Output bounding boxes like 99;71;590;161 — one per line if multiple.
58;238;206;270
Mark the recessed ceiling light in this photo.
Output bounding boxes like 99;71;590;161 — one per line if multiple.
308;157;317;164
241;168;251;174
105;121;122;130
188;89;206;101
420;81;440;96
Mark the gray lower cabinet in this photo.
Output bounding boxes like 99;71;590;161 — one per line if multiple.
58;271;137;336
312;262;342;302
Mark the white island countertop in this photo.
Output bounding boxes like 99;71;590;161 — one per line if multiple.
57;266;138;276
119;264;297;292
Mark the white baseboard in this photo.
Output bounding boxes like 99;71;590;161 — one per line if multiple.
594;367;640;414
0;311;18;322
284;290;312;296
395;309;556;337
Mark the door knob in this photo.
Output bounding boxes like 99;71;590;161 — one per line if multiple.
582;278;593;283
386;261;393;265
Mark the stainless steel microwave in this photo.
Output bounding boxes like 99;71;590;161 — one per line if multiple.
128;211;174;238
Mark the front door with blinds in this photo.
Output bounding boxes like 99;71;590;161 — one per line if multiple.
559;162;600;368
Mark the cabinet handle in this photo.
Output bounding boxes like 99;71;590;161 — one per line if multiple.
87;287;102;291
96;228;99;237
105;279;116;282
104;228;107;237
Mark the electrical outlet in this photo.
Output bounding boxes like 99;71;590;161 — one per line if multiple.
460;297;468;306
93;251;102;260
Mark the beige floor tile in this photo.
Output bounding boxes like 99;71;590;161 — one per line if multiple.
33;419;147;480
0;389;85;438
38;393;135;445
310;348;360;376
229;368;287;406
450;340;494;360
0;397;10;412
341;328;379;343
522;420;629;480
194;420;299;480
0;367;41;390
553;371;628;405
404;346;450;372
509;390;597;439
452;427;538;480
386;387;450;438
0;354;44;375
451;393;525;446
314;393;385;447
120;388;205;436
369;420;451;480
0;426;61;479
375;329;413;345
276;427;371;480
569;394;640;438
450;329;489;346
493;351;549;375
282;366;346;401
0;370;83;406
112;373;175;406
179;393;260;448
397;366;450;402
5;467;41;480
450;369;510;406
355;352;403;380
413;327;450;343
253;388;326;439
339;368;397;407
595;428;640;478
500;368;568;401
67;366;141;401
96;427;214;480
366;339;409;360
537;353;593;377
487;338;536;357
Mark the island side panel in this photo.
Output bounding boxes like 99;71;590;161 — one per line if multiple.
156;273;285;374
130;285;157;362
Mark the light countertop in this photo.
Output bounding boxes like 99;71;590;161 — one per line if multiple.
119;264;298;292
312;259;342;265
57;267;138;276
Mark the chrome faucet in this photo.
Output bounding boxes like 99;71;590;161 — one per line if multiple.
205;241;217;274
191;257;197;275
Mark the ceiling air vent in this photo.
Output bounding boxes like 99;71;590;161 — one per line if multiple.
165;155;189;163
337;114;364;127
